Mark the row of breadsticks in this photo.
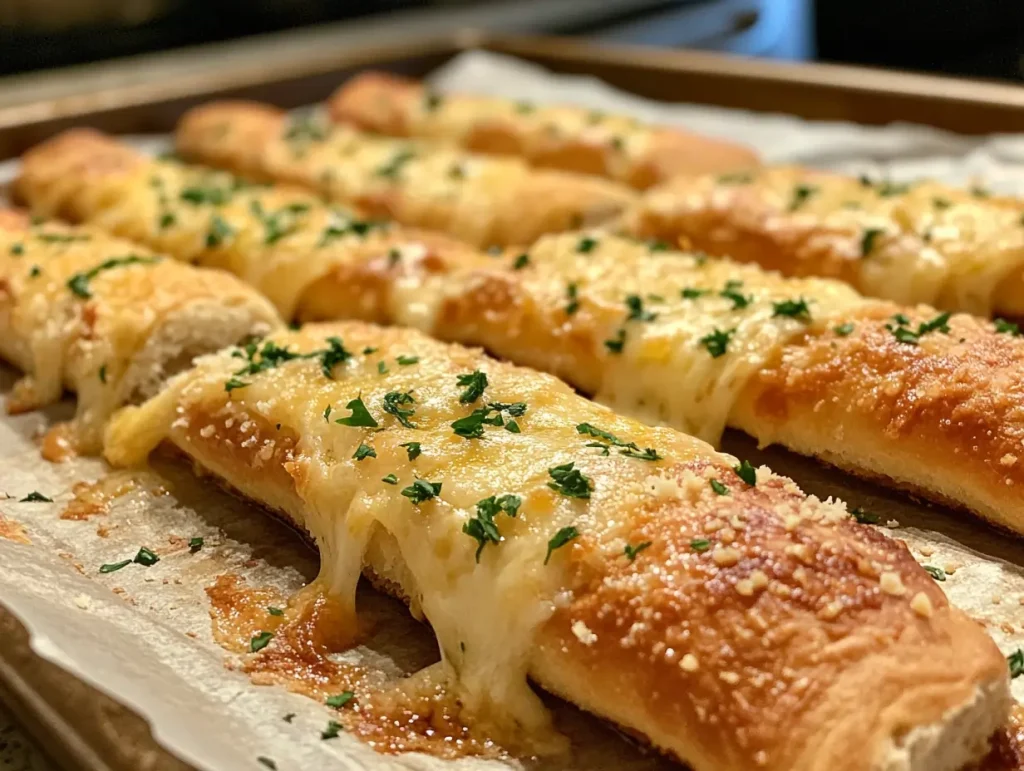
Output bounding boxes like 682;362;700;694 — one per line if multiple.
1;80;1022;771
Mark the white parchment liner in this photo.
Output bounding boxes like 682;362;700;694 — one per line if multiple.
0;50;1023;771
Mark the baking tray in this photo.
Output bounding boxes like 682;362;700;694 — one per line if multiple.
4;29;1024;771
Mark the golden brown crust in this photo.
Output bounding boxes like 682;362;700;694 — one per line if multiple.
625;166;1024;316
174;100;637;247
106;321;1010;771
733;305;1024;533
327;72;761;189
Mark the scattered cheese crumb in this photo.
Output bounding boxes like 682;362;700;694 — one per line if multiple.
571;620;597;646
713;546;742;567
680;654;700;672
73;594;91;610
199;425;215;438
719;671;740;685
879;571;906;596
910;592;933;618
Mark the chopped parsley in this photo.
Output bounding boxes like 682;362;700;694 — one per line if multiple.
19;491;52;502
67;255;159;298
378;361;388;374
1009;649;1023;679
833;322;855;337
326;691;355;709
647;239;671;253
323;405;332;422
98;364;107;383
352;444;376;461
335;396;379;428
709;479;729;495
159;212;176;230
363;347;377;354
317;215;386;247
933;197;952;210
10;242;24;255
283;713;296;723
284;111;328;144
971;185;990;199
456;370;488;404
576;236;599;254
463;494;521;561
512;253;530;270
224;378;249;392
376;149;416;179
382;390;417;428
995;318;1021;336
179;185;231;206
320;337;353;378
257;758;277;770
860;227;884;257
396;354;419;366
134;546;159;566
690;538;711;552
424;92;443;111
575;423;660;461
681;287;707;300
547;463;593;499
885;312;951;345
36;231;90;244
734;459;757;485
28;265;41;278
515;101;535;114
625;294;657;322
99;560;132;574
565;282;580;315
250;631;274;652
544;526;580;565
788;184;818;211
267;606;284;616
700;328;735;358
401;479;441;504
850;507;880;525
452;402;526;438
624;541;652;561
205;215;234;247
321;720;343;740
249;200;309;245
604;328;626;354
382;474;398;485
188;537;204;553
923;565;946;582
772;297;812;321
400;441;421;460
715;280;750;310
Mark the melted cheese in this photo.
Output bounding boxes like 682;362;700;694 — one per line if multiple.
38;156;497;322
401;93;655;182
262;119;566;246
644;167;1024;315
104;323;712;746
0;221;278;452
478;233;873;444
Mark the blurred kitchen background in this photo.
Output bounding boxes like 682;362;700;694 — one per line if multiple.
1;0;1023;82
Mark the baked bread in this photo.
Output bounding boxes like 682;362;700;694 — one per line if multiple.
12;128;492;321
16;133;1024;535
327;71;760;189
103;320;1012;771
0;209;280;455
624;165;1024;317
172;100;637;247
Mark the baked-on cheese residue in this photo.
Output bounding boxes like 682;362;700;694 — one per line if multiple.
104;323;716;748
466;232;874;444
640;167;1024;315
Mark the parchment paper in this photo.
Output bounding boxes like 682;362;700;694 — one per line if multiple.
1;50;1023;771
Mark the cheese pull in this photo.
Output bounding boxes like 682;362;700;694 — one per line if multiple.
171;100;637;248
326;71;760;189
624;165;1024;317
0;210;280;454
17;134;1024;534
103;321;1010;771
